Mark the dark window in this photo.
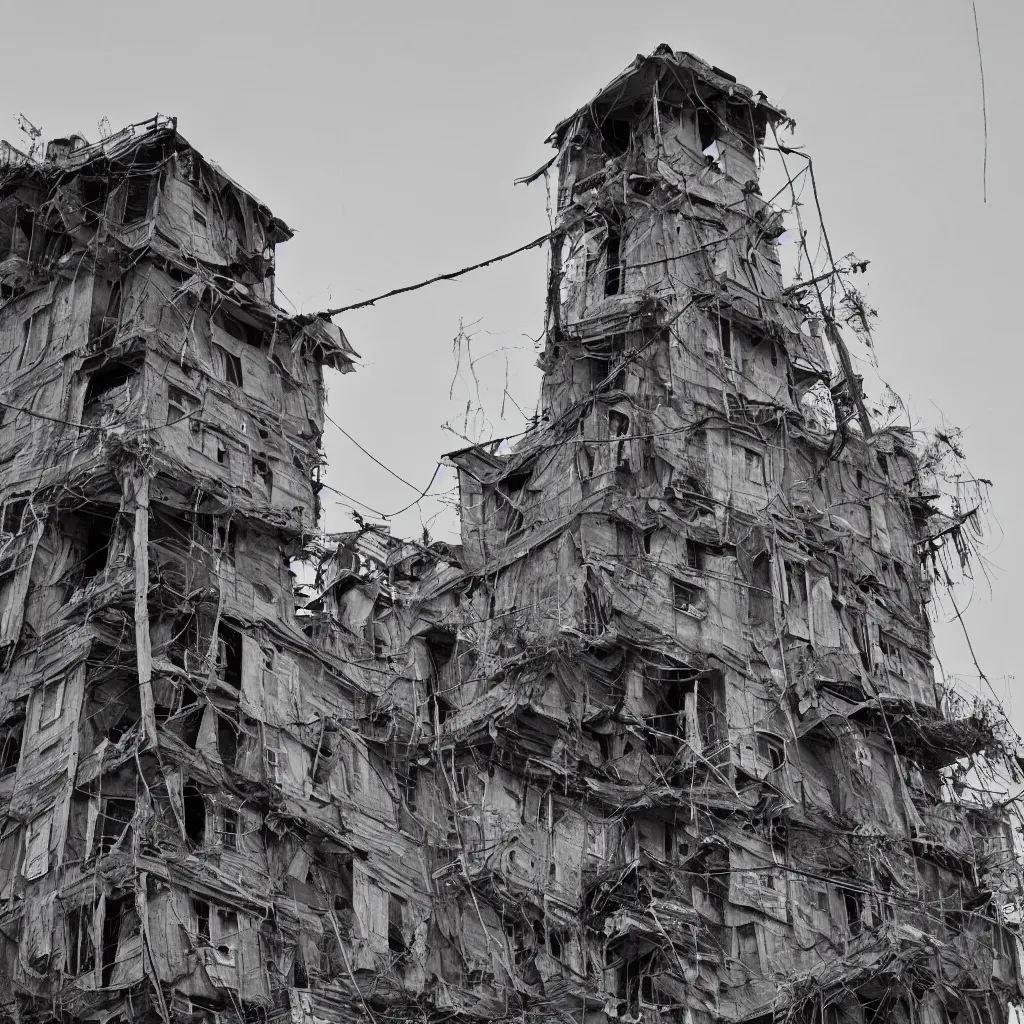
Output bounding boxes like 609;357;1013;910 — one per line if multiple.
122;177;151;224
673;579;701;615
718;316;732;359
166;385;200;425
193;899;211;941
66;904;96;975
2;498;26;535
252;456;273;493
217;520;237;559
216;623;242;688
388;893;407;955
39;680;64;727
83;357;141;407
843;888;863;936
496;472;529;537
697;108;718;152
604;224;622;296
183;784;205;844
397;766;418;812
98;798;134;855
0;719;22;775
100;894;133;986
217;713;238;767
598;117;631;157
736;923;759;972
81;510;114;580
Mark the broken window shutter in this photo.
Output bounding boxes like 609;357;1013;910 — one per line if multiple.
24;809;53;879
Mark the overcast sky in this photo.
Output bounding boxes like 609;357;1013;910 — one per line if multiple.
4;0;1020;728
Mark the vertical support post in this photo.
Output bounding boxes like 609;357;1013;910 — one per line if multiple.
128;471;157;748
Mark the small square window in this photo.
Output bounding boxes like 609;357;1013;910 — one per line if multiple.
38;680;64;728
2;497;27;535
744;448;764;484
193;205;208;228
672;580;701;615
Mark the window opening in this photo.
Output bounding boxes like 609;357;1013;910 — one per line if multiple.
221;809;239;850
193;899;211;941
166;385;200;425
183;784;205;844
744;448;764;484
121;177;151;224
388;893;408;956
39;679;64;727
66;903;96;975
697;107;718;153
605;222;622;296
98;798;135;855
216;623;242;688
673;579;701;615
718;315;732;359
100;894;134;986
598;117;631;156
2;497;27;535
0;718;22;775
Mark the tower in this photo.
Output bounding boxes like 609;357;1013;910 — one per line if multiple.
0;118;359;1019
422;45;1023;1024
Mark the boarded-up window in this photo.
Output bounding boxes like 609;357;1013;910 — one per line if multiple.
736;923;760;973
810;573;841;648
38;679;64;728
66;903;97;975
24;811;52;879
749;552;773;624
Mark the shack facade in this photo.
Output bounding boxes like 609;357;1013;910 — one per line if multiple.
0;48;1020;1024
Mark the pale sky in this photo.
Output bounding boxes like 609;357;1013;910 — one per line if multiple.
3;0;1021;728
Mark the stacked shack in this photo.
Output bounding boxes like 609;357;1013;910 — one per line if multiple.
0;47;1021;1024
0;118;362;1021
